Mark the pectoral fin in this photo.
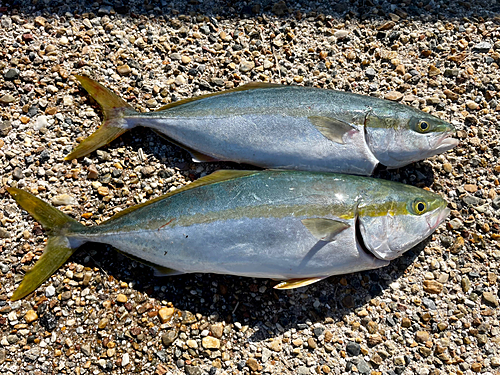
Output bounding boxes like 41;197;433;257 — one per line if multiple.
308;116;357;144
301;218;350;242
274;276;327;290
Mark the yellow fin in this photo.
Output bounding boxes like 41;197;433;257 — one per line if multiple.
7;188;85;301
11;237;77;301
308;116;357;144
157;82;282;111
274;277;327;290
65;75;135;160
103;170;259;223
301;218;350;242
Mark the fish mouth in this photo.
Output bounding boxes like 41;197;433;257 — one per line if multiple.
434;133;459;152
426;207;451;231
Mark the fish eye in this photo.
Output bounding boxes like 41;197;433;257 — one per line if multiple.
417;120;430;133
412;200;427;215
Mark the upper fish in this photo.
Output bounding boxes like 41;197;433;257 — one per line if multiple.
7;170;450;300
66;76;458;175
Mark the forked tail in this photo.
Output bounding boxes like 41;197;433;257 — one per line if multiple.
7;188;86;301
65;75;135;160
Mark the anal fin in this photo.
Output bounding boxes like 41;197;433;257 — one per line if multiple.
274;276;327;290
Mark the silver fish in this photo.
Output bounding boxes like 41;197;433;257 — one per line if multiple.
8;170;449;300
66;76;457;175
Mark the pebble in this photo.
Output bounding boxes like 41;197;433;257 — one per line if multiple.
158;307;174;323
51;194;77;206
202;336;220;349
385;91;403;101
117;64;131;75
423;280;443;294
116;294;128;303
482;292;499;307
45;285;56;297
161;330;177;347
346;341;361;356
0;94;15;104
24;310;38;323
239;60;255;73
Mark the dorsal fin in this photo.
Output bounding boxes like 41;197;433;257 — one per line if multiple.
157;82;282;111
102;170;258;223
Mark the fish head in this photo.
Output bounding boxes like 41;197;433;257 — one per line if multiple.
365;108;458;168
357;185;450;261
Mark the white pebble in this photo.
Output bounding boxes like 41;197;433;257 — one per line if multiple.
45;285;56;297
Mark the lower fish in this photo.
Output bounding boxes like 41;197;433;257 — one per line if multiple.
65;76;457;175
8;170;450;300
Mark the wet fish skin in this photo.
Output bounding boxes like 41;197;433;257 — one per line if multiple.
7;170;450;300
66;76;457;175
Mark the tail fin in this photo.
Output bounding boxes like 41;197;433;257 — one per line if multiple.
7;188;86;301
65;75;135;160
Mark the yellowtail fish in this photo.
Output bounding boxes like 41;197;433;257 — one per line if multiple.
8;170;449;300
66;76;457;175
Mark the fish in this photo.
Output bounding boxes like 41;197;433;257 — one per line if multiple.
7;170;450;300
65;76;458;175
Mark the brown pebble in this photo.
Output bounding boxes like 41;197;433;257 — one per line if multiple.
377;21;395;31
423;280;443;294
464;184;478;193
116;294;127;303
443;89;459;101
25;310;38;323
307;337;317;349
367;334;383;347
181;55;191;64
246;358;261;371
471;363;482;372
210;323;224;339
98;318;109;329
324;330;333;342
428;65;441;77
384;91;403;101
158;307;174;323
20;116;30;124
97;186;109;196
45;107;58;115
202;336;220;349
117;64;132;75
442;163;453;173
268;339;282;352
87;164;99;179
415;330;430;343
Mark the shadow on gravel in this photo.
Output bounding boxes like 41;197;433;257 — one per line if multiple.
4;0;500;21
62;234;432;344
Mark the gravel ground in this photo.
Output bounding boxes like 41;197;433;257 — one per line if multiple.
1;0;500;374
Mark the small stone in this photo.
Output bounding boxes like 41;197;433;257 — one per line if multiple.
307;337;317;349
186;339;198;349
161;330;177;347
117;64;131;75
442;163;453;173
483;292;499;307
466;101;479;110
210;323;223;338
385;91;403;101
0;121;12;136
271;1;288;15
121;352;130;367
158;307;174;323
415;330;430;343
97;186;109;196
428;65;441;77
377;21;395;31
357;359;371;374
365;68;377;79
443;89;459;101
45;285;56;297
246;358;261;371
423;280;443;294
98;318;109;329
202;336;220;349
395;64;405;75
51;194;77;206
268;339;282;352
116;294;127;303
346;341;361;356
185;365;202;375
471;362;482;372
474;42;491;52
25;310;38;323
181;55;191;64
239;60;255;73
4;68;19;80
0;94;15;104
491;357;500;367
394;356;406;366
367;334;383;346
334;30;349;39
